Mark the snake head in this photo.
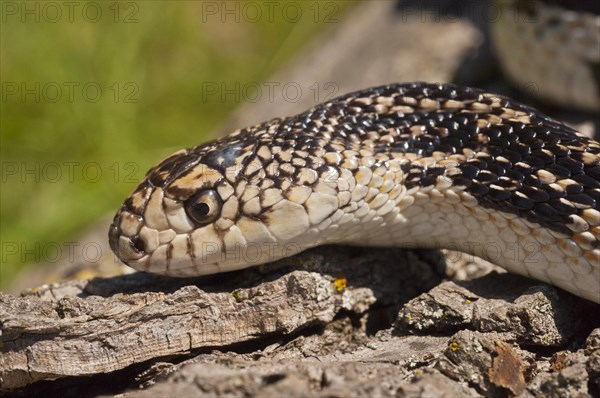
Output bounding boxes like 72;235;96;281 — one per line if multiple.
108;132;318;277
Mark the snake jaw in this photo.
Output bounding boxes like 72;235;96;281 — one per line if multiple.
108;196;150;267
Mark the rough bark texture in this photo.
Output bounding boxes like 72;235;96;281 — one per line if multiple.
2;247;599;397
2;247;447;393
3;1;599;397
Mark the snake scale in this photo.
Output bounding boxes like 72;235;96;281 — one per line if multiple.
109;82;600;303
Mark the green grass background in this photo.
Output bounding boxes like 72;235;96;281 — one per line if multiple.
1;1;355;289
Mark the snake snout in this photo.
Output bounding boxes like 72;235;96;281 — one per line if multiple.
108;210;148;265
108;219;120;254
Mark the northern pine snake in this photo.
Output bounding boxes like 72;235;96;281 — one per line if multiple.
491;0;600;112
109;82;600;303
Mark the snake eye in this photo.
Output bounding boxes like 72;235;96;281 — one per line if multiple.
185;189;222;225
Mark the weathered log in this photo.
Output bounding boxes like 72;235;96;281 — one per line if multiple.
0;246;445;392
3;245;599;397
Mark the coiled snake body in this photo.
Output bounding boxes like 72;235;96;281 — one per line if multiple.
109;83;600;303
491;0;600;112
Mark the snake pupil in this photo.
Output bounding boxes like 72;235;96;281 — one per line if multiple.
184;189;222;225
194;202;210;216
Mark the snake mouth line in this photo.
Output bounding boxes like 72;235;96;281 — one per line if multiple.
108;214;146;263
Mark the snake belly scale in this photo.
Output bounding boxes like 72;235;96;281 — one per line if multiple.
109;82;600;303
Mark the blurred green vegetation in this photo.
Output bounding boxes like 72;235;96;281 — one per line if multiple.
1;1;356;289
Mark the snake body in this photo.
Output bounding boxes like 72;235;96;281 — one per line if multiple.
109;82;600;303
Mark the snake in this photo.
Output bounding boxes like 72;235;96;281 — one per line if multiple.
491;0;600;111
108;82;600;304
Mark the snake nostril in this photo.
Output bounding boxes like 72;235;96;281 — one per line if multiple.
132;236;146;253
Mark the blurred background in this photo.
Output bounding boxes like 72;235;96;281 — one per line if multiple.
1;0;597;292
